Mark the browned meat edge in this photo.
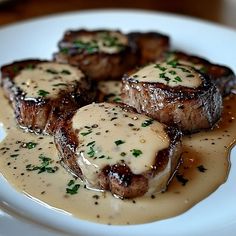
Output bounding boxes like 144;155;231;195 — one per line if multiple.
54;103;182;198
121;71;223;134
53;29;170;81
0;59;96;134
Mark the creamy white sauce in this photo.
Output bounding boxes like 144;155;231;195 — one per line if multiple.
98;81;122;102
72;103;170;193
131;62;202;88
14;62;84;98
0;90;235;225
74;31;128;54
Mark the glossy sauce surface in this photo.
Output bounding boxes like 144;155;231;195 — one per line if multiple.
15;62;84;98
72;102;171;194
0;90;235;225
74;31;128;54
131;62;202;88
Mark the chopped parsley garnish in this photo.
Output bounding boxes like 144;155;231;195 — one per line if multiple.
66;180;80;195
87;141;96;146
61;70;71;75
24;142;37;149
115;140;125;146
74;40;99;54
169;70;176;75
197;165;207;172
176;174;188;186
80;130;92;136
52;83;68;87
26;154;58;174
37;89;50;97
131;149;142;157
154;64;167;71
120;152;126;156
67;179;75;186
113;97;122;102
141;119;154;127
87;146;95;158
46;69;58;74
101;33;124;49
167;59;179;67
174;76;182;82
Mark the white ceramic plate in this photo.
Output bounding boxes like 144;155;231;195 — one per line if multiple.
0;10;236;236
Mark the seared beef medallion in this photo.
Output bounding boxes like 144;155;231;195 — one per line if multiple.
53;29;170;81
0;60;95;134
54;102;182;199
121;61;223;133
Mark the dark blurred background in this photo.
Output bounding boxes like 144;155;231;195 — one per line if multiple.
0;0;235;28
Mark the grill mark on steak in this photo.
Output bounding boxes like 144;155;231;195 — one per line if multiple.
54;103;182;199
0;59;96;135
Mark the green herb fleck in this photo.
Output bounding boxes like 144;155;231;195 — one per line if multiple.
74;40;99;54
120;152;126;156
61;70;71;75
113;97;122;102
87;146;95;158
26;154;58;174
66;183;80;195
174;76;182;82
87;141;95;146
141;119;153;127
115;140;125;146
169;70;176;75
167;59;179;68
46;69;58;74
80;130;92;136
154;64;167;71
52;83;68;87
37;90;50;97
159;72;166;78
24;142;37;149
131;149;142;157
67;179;75;186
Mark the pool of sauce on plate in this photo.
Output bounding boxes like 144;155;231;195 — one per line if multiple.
0;89;235;225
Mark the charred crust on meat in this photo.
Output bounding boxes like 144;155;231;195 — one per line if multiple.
53;29;170;81
121;66;223;134
54;102;182;198
1;59;96;135
127;32;170;65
